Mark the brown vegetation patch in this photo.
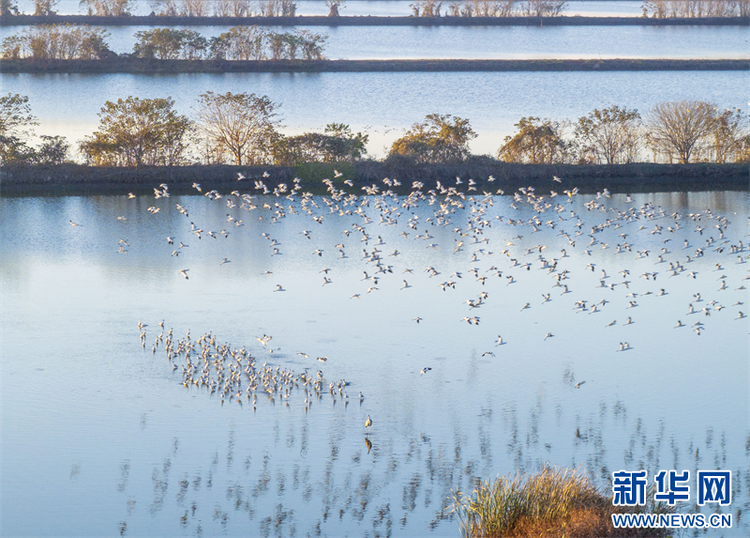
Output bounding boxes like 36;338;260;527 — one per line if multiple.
451;467;674;538
507;505;673;537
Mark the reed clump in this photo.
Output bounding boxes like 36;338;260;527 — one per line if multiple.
451;467;673;537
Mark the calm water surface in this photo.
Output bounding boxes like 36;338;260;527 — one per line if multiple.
4;70;748;158
1;185;748;537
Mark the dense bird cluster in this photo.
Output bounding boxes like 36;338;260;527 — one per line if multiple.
114;172;747;428
140;323;358;411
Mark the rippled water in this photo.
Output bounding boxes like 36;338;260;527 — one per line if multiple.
1;184;748;537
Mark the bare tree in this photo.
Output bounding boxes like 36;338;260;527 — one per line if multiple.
149;0;178;15
1;0;20;16
709;108;748;163
575;105;642;164
255;0;297;16
447;1;517;16
1;24;111;60
197;91;281;165
181;0;207;16
411;1;443;16
520;0;567;16
642;1;747;18
325;0;345;16
646;100;716;163
212;0;252;16
79;0;133;16
34;0;59;15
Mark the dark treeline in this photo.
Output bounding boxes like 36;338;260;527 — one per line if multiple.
2;57;746;73
2;162;747;197
2;92;748;171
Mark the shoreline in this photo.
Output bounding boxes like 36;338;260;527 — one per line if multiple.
2;14;748;27
2;58;747;74
2;162;747;197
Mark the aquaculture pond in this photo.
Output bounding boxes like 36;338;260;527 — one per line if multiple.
1;184;748;537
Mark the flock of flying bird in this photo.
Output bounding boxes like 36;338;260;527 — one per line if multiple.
108;172;748;432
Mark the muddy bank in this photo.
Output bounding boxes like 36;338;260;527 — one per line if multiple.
2;162;746;197
2;14;748;27
2;58;747;74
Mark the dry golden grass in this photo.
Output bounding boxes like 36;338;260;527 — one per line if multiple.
451;467;674;538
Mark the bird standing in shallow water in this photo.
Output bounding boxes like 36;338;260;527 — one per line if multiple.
365;415;372;434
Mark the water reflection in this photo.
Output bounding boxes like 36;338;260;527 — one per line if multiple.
103;393;746;537
1;184;747;536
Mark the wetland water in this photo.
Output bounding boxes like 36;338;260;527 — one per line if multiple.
9;0;648;18
1;186;748;537
2;25;745;60
3;70;747;158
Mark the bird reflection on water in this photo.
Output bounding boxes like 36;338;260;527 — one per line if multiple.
58;173;748;536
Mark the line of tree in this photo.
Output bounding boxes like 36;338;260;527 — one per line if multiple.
132;27;326;60
148;0;298;17
1;0;62;16
642;1;750;18
492;103;749;165
0;0;300;17
411;0;569;18
2;94;748;167
74;91;369;166
80;0;132;16
0;24;327;61
0;24;111;60
4;0;749;18
79;96;194;166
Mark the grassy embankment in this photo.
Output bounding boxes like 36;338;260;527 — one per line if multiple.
1;14;748;26
1;162;747;197
451;467;674;538
1;58;748;74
